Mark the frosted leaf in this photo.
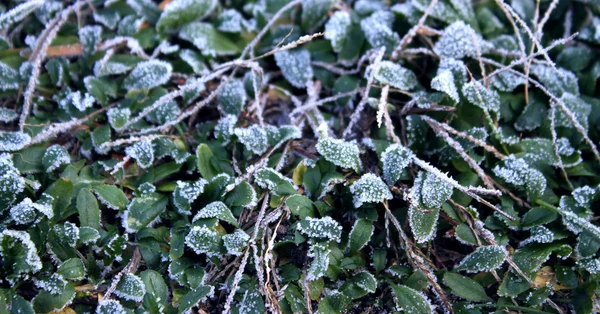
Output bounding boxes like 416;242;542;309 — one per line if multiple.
34;273;67;295
354;271;377;294
520;226;554;247
434;21;492;59
34;1;62;25
34;193;54;219
408;205;440;243
115;273;146;302
234;125;268;155
316;136;362;172
79;226;100;245
302;0;333;30
390;283;434;314
78;25;102;56
462;81;500;112
52;222;80;248
93;56;136;77
530;64;579;96
410;171;453;209
431;70;459;103
554;93;591;131
266;125;302;146
455;245;507;273
96;299;127;314
94;9;120;30
572;186;596;207
360;11;399;53
10;198;37;225
157;0;217;32
0;153;25;210
493;155;546;197
185;225;222;257
218;79;247;115
58;91;96;113
324;11;351;53
370;61;418;91
180;49;208;74
0;0;44;30
217;9;244;33
350;173;393;208
578;259;600;274
123;60;173;90
147;100;180;125
438;58;466;80
297;217;342;242
0;61;20;91
556;137;576;157
354;0;386;15
381;143;414;184
307;241;331;280
192;201;239;227
254;167;296;195
274;49;313;88
559;204;600;240
490;71;526;92
0;131;31;151
223;229;249;256
125;140;154;169
0;108;18;122
0;230;42;284
179;22;239;57
173;179;207;215
412;0;460;23
240;291;264;314
107;108;131;131
137;182;156;196
215;115;238;144
42;145;70;172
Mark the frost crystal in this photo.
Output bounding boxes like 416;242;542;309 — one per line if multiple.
78;25;102;55
179;22;238;57
58;90;96;113
42;144;70;172
34;273;67;295
192;201;238;227
493;155;546;197
431;70;459;103
235;125;268;155
0;108;18;123
125;140;154;169
115;273;145;302
0;0;44;29
462;81;500;112
96;299;127;314
381;143;414;184
94;9;120;29
455;245;508;273
316;136;362;172
274;49;313;88
572;186;596;206
180;49;208;74
360;11;399;53
298;217;343;242
123;60;173;90
324;11;351;53
350;173;393;208
53;222;80;248
371;61;418;91
0;131;31;151
173;179;207;215
434;21;492;59
223;229;250;256
490;71;525;92
185;225;221;257
137;182;156;195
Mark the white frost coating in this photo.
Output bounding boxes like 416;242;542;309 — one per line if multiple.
0;153;26;208
556;137;576;157
307;240;331;280
324;11;351;53
125;139;154;169
578;259;600;274
94;9;120;29
96;299;127;314
0;108;18;122
107;108;131;131
218;79;247;115
215;115;238;144
297;217;343;242
0;230;42;281
137;182;156;195
114;273;146;302
123;60;173;90
43;144;70;172
0;131;31;151
559;203;600;240
274;49;313;88
10;198;37;225
254;167;295;190
217;9;244;33
492;155;546;196
382;143;414;184
180;49;207;74
490;71;525;92
411;171;453;209
192;201;236;226
316;136;362;172
78;25;102;55
234;125;268;155
350;173;393;208
173;180;207;214
58;90;96;112
433;21;492;59
572;186;596;206
370;61;418;91
554;93;591;130
54;222;80;248
355;271;377;293
530;64;579;96
34;273;67;295
0;0;44;30
431;70;459;103
0;61;19;91
455;245;507;273
185;225;221;257
360;11;399;51
223;229;250;256
462;81;500;113
520;226;555;247
239;291;263;314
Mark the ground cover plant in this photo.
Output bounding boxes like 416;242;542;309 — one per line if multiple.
0;0;600;313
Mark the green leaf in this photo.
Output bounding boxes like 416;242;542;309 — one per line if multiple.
286;195;316;219
373;61;418;91
455;245;507;273
123;60;173;90
389;284;434;314
381;143;414;184
455;223;478;245
42;144;70;172
222;229;249;256
316;136;362;172
512;242;572;274
115;273;146;302
274;49;314;88
298;217;342;242
301;0;334;30
521;207;558;228
32;282;75;313
57;258;86;280
0;61;20;91
178;285;214;314
77;188;101;229
124;193;168;233
350;173;392;208
409;207;440;244
224;181;256;208
94;184;128;210
235;125;268;155
196;144;219;180
179;22;240;57
141;270;168;314
348;219;373;252
218;79;247;115
0;230;42;284
444;272;491;301
254;167;297;196
185;225;222;257
157;0;217;32
192;201;239;227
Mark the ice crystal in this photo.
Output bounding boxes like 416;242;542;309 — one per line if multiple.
434;21;492;59
42;144;70;172
371;61;418;91
180;49;208;74
34;1;62;25
493;155;546;197
324;11;351;53
0;131;30;152
192;201;238;227
157;0;217;32
125;140;154;169
218;79;247;115
350;173;393;208
490;71;526;92
578;259;600;274
147;100;180;125
240;291;264;314
572;186;596;207
274;49;313;88
223;229;250;256
96;299;127;314
354;271;377;293
316;136;362;172
123;60;173;90
185;225;222;257
298;217;343;242
137;182;156;195
58;90;96;112
78;25;102;55
455;245;507;273
179;22;237;57
10;198;37;225
431;70;459;103
53;222;80;248
381;143;414;184
173;179;207;215
360;11;399;53
115;273;145;302
234;125;268;155
462;81;500;112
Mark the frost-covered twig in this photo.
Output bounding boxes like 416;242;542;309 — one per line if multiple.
97;36;150;59
392;0;438;59
376;85;389;128
100;135;170;149
0;0;44;30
